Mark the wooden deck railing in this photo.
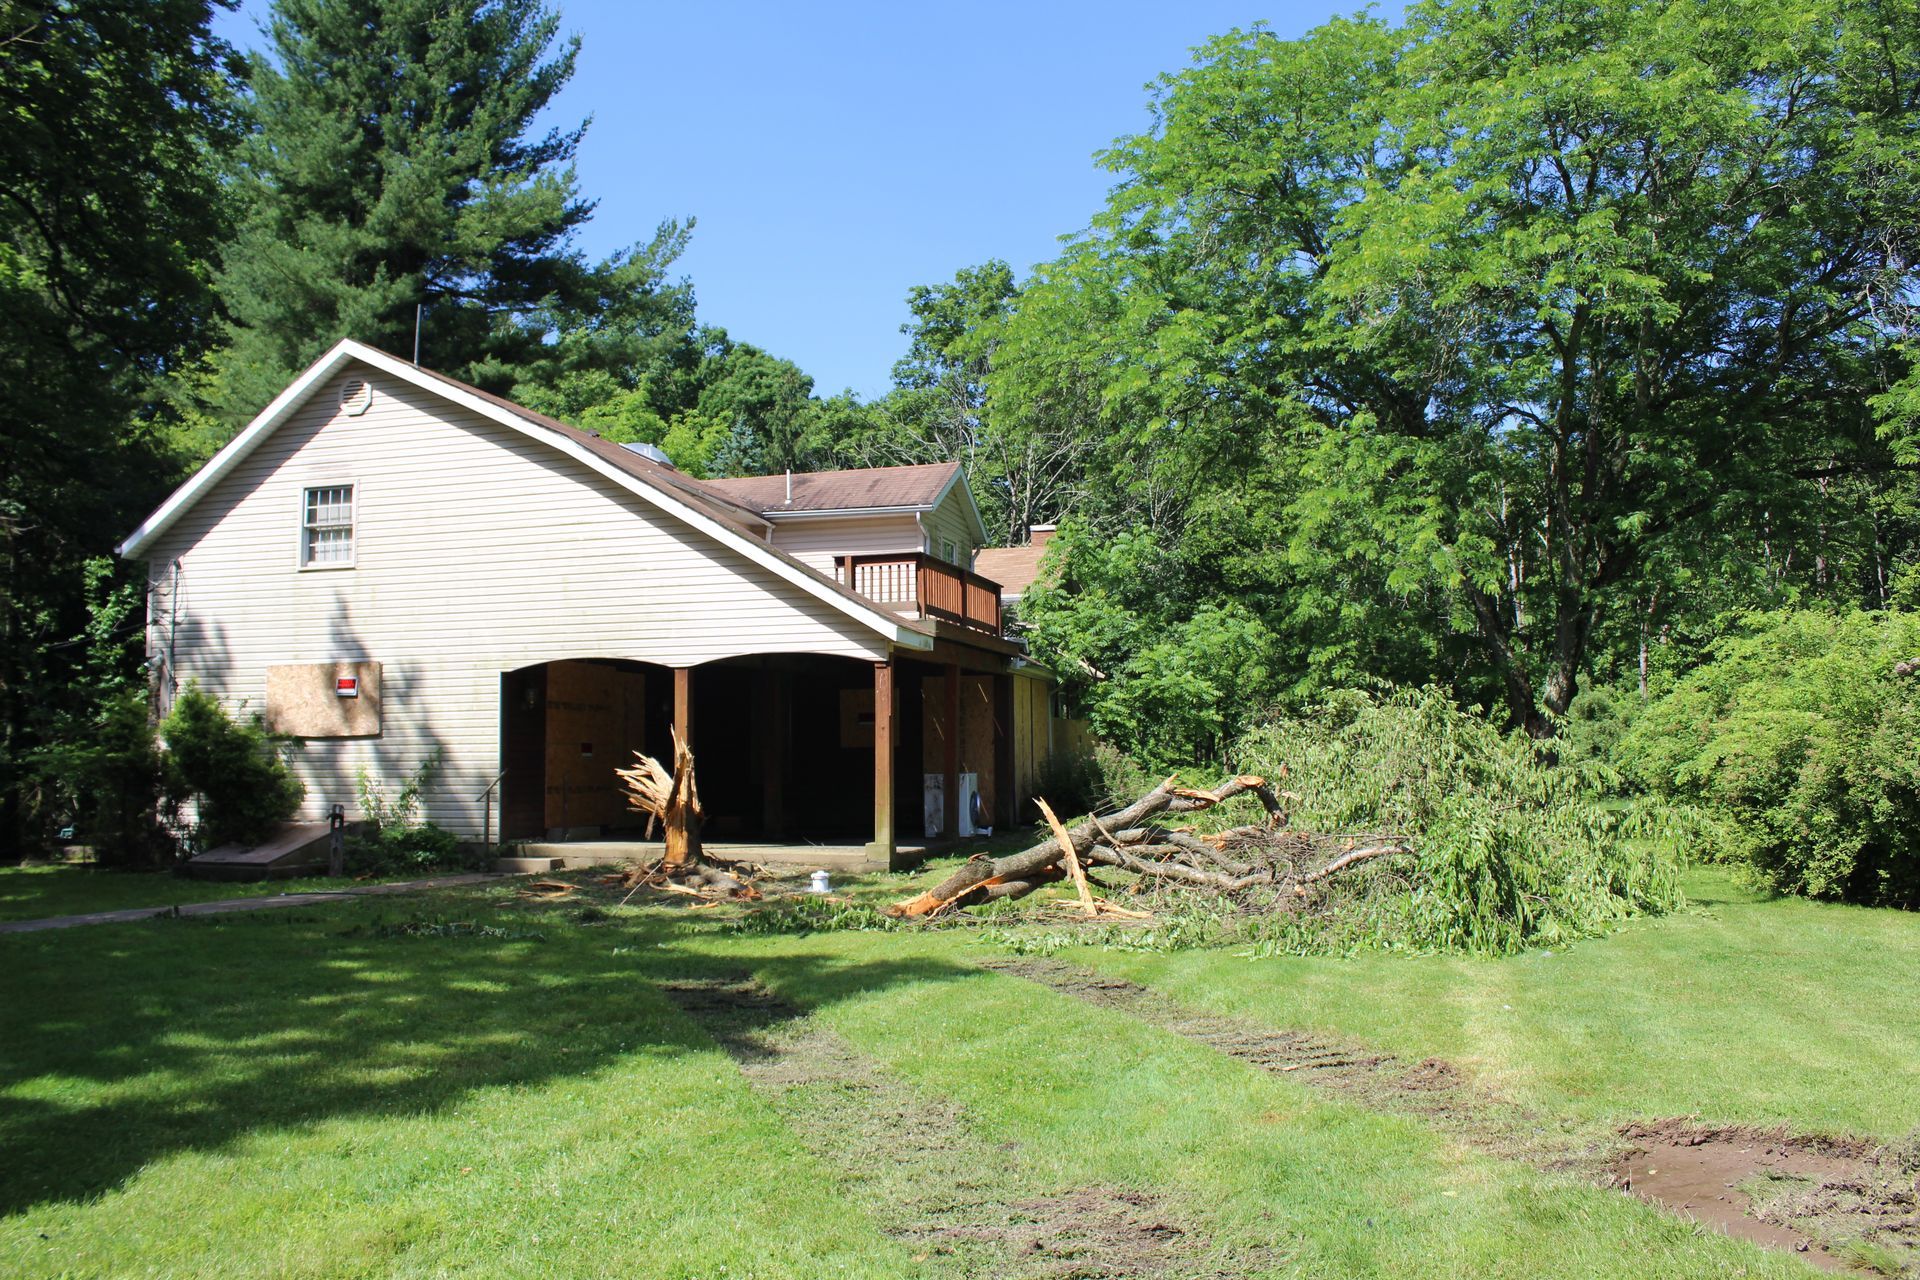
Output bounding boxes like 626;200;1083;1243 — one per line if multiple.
841;553;1003;635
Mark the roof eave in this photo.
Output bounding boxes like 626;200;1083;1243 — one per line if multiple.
758;504;936;520
118;339;363;559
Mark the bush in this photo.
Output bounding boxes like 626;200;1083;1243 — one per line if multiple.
1232;688;1685;954
160;685;304;850
347;752;477;875
26;689;176;866
1622;609;1920;907
348;820;469;876
1029;747;1110;819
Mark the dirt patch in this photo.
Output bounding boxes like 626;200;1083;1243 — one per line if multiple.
1613;1120;1920;1274
982;958;1920;1274
663;975;1275;1278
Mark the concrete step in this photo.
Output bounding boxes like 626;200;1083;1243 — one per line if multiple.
493;856;560;875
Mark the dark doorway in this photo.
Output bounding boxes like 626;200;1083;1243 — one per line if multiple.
694;654;875;842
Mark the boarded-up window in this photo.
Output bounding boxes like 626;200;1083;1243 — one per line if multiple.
265;661;381;737
302;485;354;566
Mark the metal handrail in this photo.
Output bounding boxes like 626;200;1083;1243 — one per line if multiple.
477;769;507;858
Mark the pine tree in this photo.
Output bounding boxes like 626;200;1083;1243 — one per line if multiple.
214;0;596;417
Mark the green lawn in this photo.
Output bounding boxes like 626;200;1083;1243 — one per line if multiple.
0;865;1910;1278
1068;869;1920;1140
0;862;433;923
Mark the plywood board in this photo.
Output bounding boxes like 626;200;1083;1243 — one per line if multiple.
544;661;648;830
265;662;382;738
922;675;999;819
1012;676;1050;814
839;686;900;749
961;674;996;816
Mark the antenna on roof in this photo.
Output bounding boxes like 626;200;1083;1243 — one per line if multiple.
412;303;423;366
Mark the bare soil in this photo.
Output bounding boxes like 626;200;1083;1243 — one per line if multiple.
1613;1120;1919;1274
663;975;1278;1278
983;957;1920;1275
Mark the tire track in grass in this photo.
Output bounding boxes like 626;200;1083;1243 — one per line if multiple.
980;958;1915;1274
662;975;1277;1279
978;957;1592;1168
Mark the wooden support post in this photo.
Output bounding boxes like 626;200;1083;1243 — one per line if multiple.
993;673;1016;829
942;661;960;839
868;658;895;865
672;666;693;753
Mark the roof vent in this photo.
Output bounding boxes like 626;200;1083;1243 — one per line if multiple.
339;378;374;416
620;441;674;469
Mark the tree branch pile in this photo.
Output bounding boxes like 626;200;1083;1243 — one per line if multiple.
887;772;1413;919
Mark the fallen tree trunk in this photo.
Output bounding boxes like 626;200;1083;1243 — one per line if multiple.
886;771;1409;919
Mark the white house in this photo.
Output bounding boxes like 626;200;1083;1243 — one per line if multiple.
118;340;1072;869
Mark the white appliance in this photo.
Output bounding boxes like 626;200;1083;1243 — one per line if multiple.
923;772;979;838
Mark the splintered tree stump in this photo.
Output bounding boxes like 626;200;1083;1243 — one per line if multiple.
616;728;703;865
615;732;754;897
886;770;1411;919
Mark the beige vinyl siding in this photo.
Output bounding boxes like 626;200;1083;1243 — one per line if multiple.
768;514;922;576
142;364;889;836
922;484;979;565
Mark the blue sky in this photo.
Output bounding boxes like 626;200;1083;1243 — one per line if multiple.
215;2;1392;399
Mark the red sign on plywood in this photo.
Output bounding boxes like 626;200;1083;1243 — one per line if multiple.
335;676;360;698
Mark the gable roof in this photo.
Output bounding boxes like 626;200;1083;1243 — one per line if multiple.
701;462;957;514
972;544;1052;600
698;461;989;544
116;340;934;651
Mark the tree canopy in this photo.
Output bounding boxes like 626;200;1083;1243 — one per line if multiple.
0;0;241;849
998;0;1920;736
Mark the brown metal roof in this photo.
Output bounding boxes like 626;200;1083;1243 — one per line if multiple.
972;544;1052;599
697;461;961;515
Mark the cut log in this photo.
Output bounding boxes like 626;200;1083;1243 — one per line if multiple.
889;774;1283;918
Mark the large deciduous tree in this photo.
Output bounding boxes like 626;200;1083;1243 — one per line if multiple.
0;0;239;848
1003;0;1920;737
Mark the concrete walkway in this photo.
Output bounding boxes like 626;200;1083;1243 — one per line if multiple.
0;873;506;935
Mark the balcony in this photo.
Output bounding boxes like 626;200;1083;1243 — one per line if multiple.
838;552;1003;635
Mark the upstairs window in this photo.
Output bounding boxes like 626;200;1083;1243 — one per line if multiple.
302;485;355;567
942;537;959;565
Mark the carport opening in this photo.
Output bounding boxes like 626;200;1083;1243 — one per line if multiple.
497;655;883;844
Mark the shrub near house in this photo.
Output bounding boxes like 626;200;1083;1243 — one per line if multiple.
160;685;304;852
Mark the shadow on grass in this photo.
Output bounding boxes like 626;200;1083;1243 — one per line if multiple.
0;897;977;1216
